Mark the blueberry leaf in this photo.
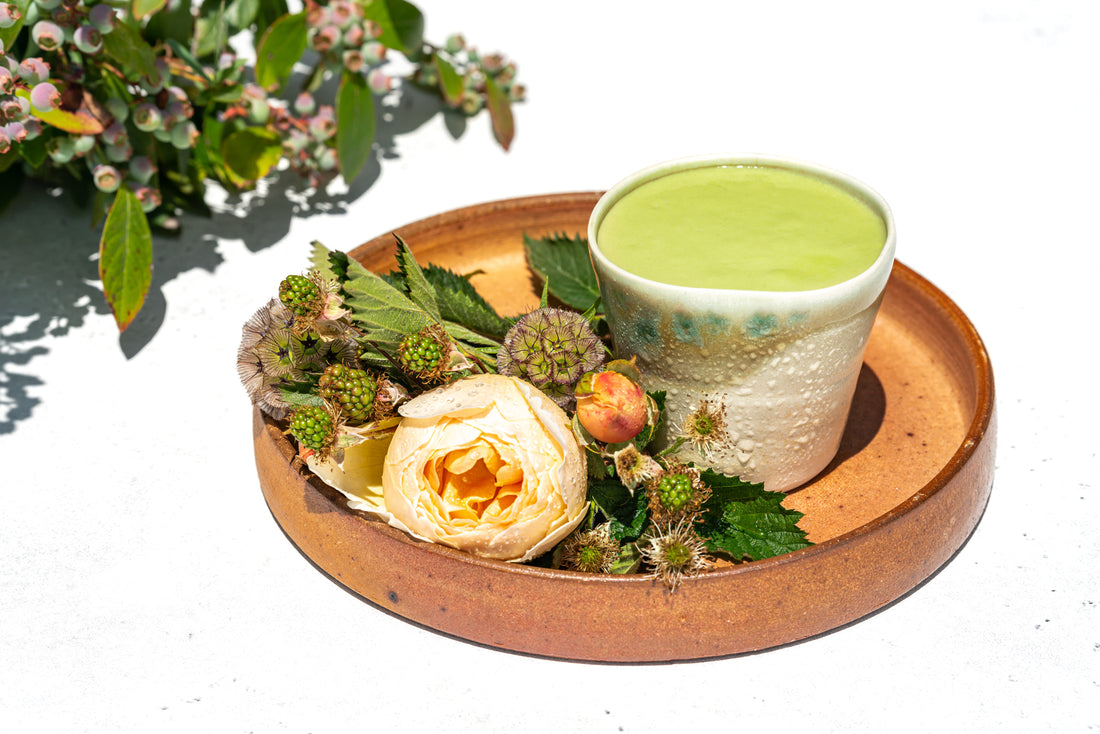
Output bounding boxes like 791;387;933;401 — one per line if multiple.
336;71;375;183
432;52;464;107
484;75;514;151
99;186;153;332
254;11;307;90
360;0;423;52
221;127;282;183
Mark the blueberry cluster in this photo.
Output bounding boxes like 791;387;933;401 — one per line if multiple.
413;33;527;115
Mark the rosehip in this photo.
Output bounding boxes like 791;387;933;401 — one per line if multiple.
88;4;116;33
132;102;161;132
73;25;103;54
574;369;648;444
29;81;59;112
92;163;120;192
31;21;64;52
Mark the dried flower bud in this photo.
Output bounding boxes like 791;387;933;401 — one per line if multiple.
497;307;604;408
360;41;385;64
92;164;121;192
31;20;64;52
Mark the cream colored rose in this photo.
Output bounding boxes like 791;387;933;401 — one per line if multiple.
382;374;587;562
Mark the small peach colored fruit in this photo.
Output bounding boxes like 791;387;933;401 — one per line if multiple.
575;369;647;444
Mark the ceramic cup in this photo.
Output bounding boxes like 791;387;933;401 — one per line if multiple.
587;154;896;491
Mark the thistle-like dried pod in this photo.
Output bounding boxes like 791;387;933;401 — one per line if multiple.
496;307;603;408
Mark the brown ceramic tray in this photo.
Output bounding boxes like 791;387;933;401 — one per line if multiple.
253;192;996;661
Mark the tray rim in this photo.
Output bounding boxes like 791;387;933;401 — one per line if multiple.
254;191;997;658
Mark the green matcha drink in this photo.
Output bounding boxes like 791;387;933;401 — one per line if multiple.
596;164;887;291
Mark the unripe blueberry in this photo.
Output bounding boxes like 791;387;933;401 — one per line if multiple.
307;109;336;141
73;25;102;54
87;4;116;33
342;49;363;73
18;57;51;85
129;154;156;183
360;41;385;64
104;97;128;123
29;81;59;112
22;118;42;140
104;139;131;162
282;129;309;155
293;91;316;116
0;127;9;155
247;98;269;124
46;135;75;162
460;90;482;115
169;119;196;149
304;4;329;28
0;3;21;29
366;68;392;95
444;34;465;54
329;0;354;29
71;133;95;153
0;67;14;95
314;145;337;171
31;20;64;52
0;96;26;121
164;99;190;122
2;120;25;142
50;6;76;27
152;124;171;142
34;0;63;10
133;185;160;212
132;102;161;131
311;24;340;53
100;120;126;145
92;163;120;192
342;24;364;48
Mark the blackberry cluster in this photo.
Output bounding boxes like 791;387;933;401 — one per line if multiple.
398;331;444;376
288;406;335;451
318;364;377;423
656;473;693;513
278;275;321;318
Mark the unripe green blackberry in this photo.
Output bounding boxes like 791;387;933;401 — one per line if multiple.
278;274;322;318
288;405;336;452
318;363;377;423
656;473;693;513
398;331;443;375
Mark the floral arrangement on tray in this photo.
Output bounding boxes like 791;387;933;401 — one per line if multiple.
237;234;813;590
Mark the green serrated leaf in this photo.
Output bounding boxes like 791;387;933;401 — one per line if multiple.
310;241;337;280
588;479;648;543
336;71;376;183
524;233;600;311
102;19;159;81
221;127;282;182
422;264;512;339
360;0;423;52
132;0;167;20
254;11;307;90
99;187;153;332
703;496;812;561
393;235;440;321
432;52;464;106
343;269;433;354
484;75;514;151
276;387;325;408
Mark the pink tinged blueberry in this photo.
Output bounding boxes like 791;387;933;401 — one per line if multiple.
0;127;9;154
129;155;156;183
307;109;336;141
293;92;316;116
46;135;75;163
3;120;25;142
0;3;21;29
132;102;161;132
342;24;364;48
88;3;116;33
104;139;131;162
0;96;26;120
92;164;120;192
360;41;385;64
133;185;160;212
73;25;103;54
100;120;126;145
366;69;392;95
18;57;51;85
29;81;60;112
169;119;197;149
311;25;340;52
0;67;12;95
314;146;337;171
341;49;364;73
31;20;64;52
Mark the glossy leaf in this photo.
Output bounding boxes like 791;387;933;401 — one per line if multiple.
335;71;375;183
360;0;423;52
221;127;282;182
102;20;159;81
225;0;260;30
132;0;167;20
432;53;464;107
99;187;153;332
484;75;514;151
255;12;307;90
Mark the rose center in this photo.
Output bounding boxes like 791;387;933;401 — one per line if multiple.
426;439;524;522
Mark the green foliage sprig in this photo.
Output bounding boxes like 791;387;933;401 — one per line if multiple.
0;0;524;330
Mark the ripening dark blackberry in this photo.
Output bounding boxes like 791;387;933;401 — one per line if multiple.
288;405;337;453
318;363;377;423
278;274;322;318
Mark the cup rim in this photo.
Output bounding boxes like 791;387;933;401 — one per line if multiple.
587;153;897;312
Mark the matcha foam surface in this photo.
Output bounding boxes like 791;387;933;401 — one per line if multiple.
596;165;886;291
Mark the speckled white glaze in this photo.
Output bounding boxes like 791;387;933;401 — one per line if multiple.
588;154;896;491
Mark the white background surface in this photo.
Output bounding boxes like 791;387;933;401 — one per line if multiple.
2;0;1097;731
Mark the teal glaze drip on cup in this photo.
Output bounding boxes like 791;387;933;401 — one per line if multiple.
587;154;896;491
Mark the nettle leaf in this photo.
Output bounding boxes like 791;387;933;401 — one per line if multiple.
392;235;440;320
588;479;648;543
696;470;812;561
336;71;376;184
255;12;307;90
361;0;423;52
524;232;600;311
484;75;514;151
0;0;30;49
343;268;433;354
432;52;464;107
102;20;159;81
99;187;153;332
608;542;642;574
310;241;338;280
132;0;167;21
221;127;282;182
422;264;512;339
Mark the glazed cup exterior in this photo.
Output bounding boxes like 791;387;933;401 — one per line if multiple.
588;154;896;491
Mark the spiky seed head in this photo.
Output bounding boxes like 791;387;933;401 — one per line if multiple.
680;397;730;456
645;461;708;524
640;518;713;591
496;307;604;408
288;404;341;456
612;444;661;491
318;363;377;423
560;525;620;574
